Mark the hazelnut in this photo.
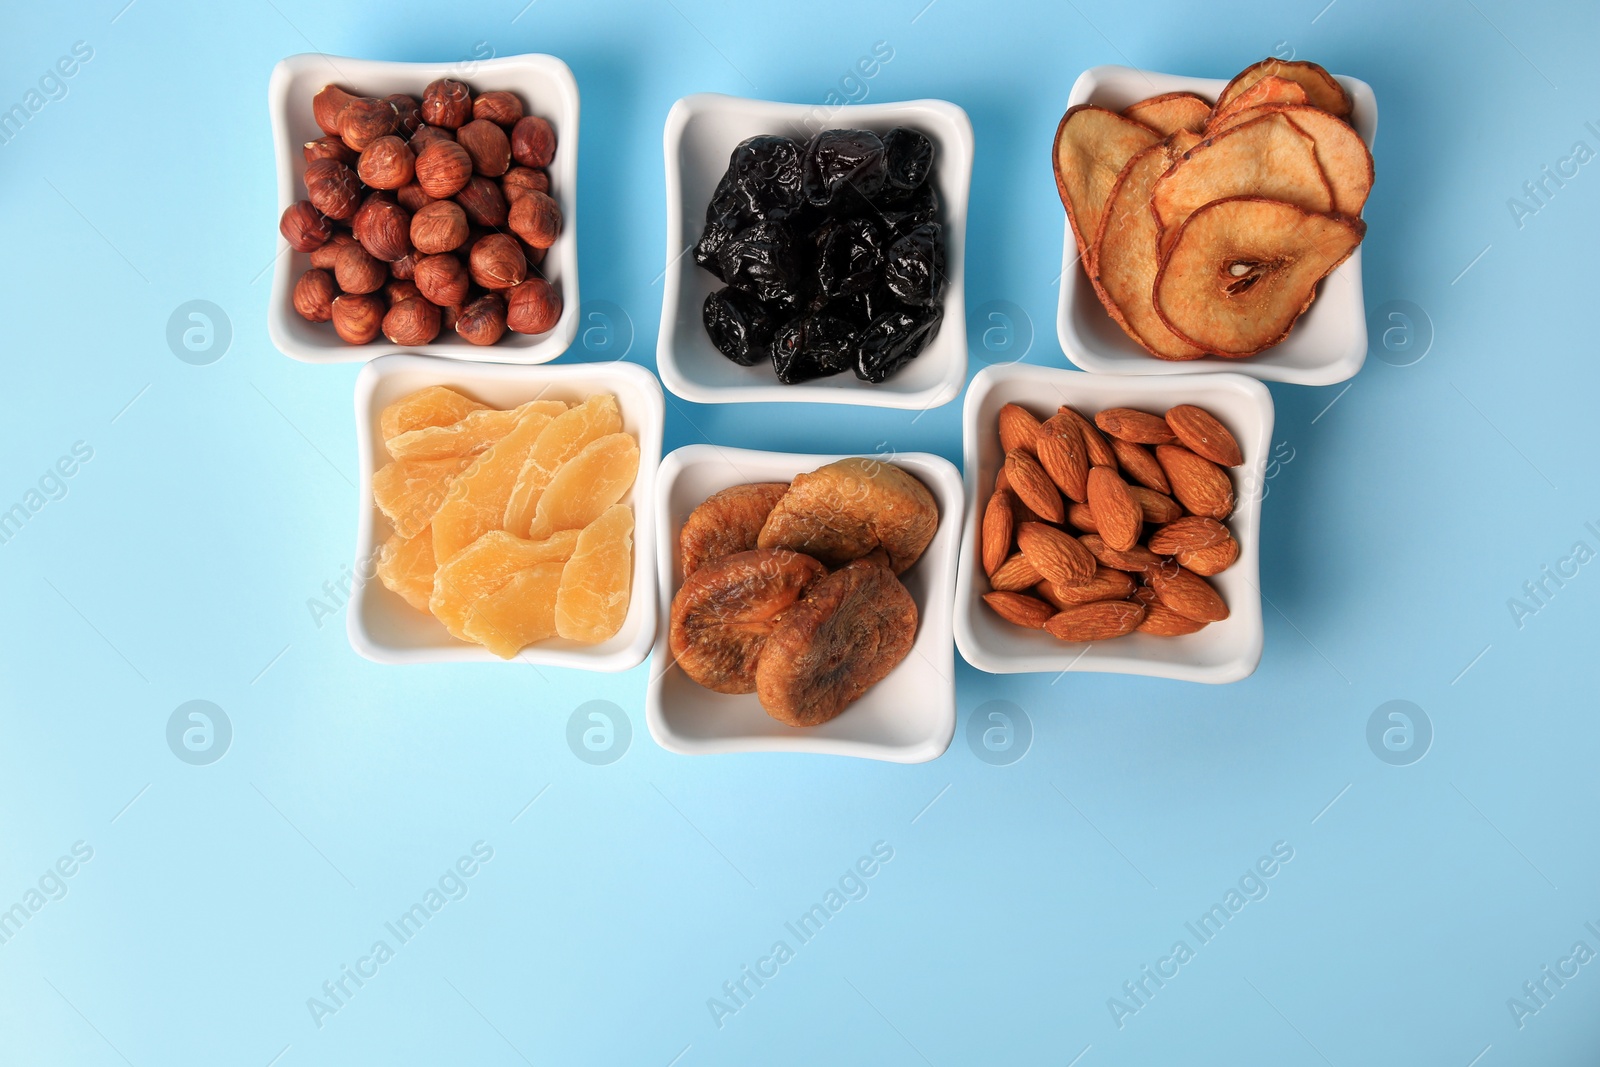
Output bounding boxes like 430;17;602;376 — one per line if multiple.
279;200;331;252
312;84;357;136
501;166;549;203
382;298;442;346
438;303;462;332
409;125;454;153
421;78;472;129
304;135;358;165
511;115;556;168
473;90;523;127
454;175;508;228
506;277;561;335
386;93;422;137
396;182;434;212
357;136;415;190
310;231;358;269
304;158;361;220
352;196;412;262
413;253;470;307
385;278;423;304
331;293;385;344
410;200;469;255
457;119;511;177
469;233;526;290
456;293;507;346
339;96;399;151
509;191;561;248
293;268;338;322
334;242;387;294
414;140;473;199
390;251;419;280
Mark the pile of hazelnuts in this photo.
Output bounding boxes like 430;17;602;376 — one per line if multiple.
278;79;564;347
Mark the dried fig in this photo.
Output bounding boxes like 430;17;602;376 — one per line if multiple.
679;482;791;578
757;458;937;574
667;549;826;695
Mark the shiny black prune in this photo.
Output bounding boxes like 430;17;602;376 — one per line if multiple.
855;305;943;383
770;313;857;384
728;135;805;220
815;217;883;299
879;181;939;233
703;287;776;366
717;221;804;305
828;285;895;327
802;129;887;208
883;222;945;307
882;127;934;193
694;219;736;281
705;170;745;226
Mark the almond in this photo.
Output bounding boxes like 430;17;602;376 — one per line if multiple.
1080;533;1167;574
1177;536;1240;576
994;467;1009;493
998;403;1042;455
984;591;1056;629
1004;450;1064;524
989;552;1042;592
1053;406;1117;467
1165;405;1242;467
1133;588;1208;636
1149;565;1229;622
1009;490;1046;526
1035;427;1089;502
1129;486;1183;524
1066;501;1098;533
982;489;1015;576
1110;437;1170;493
1016;521;1095;587
1044;599;1146;642
1036;566;1135;608
1086;465;1141;551
1148;516;1230;554
1156;445;1235;520
1095;407;1176;444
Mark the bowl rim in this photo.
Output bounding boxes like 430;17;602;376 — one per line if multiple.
645;442;962;763
266;51;581;365
656;91;972;410
1054;63;1377;387
953;363;1273;682
346;353;663;671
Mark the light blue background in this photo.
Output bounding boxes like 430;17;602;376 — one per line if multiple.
2;0;1596;1063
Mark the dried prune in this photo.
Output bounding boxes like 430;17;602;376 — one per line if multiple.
879;181;939;234
679;482;791;577
703;287;776;366
802;129;887;208
754;556;918;727
757;457;939;573
828;285;895;328
717;221;804;306
667;549;826;694
694;219;736;281
815;217;883;299
882;127;935;193
727;135;804;220
883;222;946;306
770;313;856;384
855;305;943;383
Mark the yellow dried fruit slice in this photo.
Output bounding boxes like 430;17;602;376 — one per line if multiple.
463;562;566;658
1052;104;1161;262
387;400;567;461
1121;92;1211;136
1210;75;1307;123
527;433;639;541
554;504;634;644
379;385;486;442
431;408;557;564
372;455;474;538
376;528;436;613
503;394;623;537
429;529;580;641
1214;57;1352;120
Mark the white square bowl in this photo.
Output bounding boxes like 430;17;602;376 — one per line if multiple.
1056;65;1378;386
656;93;972;409
646;445;963;763
954;364;1273;682
267;52;581;364
348;355;663;670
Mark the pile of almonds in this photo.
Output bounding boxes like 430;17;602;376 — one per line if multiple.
278;79;564;347
981;401;1245;641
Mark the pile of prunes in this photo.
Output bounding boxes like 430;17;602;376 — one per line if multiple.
696;127;946;385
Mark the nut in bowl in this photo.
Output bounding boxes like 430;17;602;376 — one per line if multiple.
348;355;663;671
268;53;579;364
1055;63;1377;386
955;364;1273;683
647;445;962;763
